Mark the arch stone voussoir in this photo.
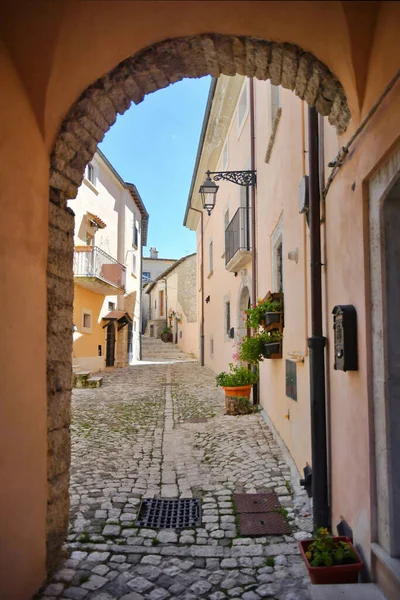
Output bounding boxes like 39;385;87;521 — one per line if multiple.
50;34;350;198
46;32;351;572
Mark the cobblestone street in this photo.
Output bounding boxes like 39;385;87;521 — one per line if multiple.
37;341;312;600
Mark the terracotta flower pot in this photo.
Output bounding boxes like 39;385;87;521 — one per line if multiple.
222;385;252;398
299;537;364;585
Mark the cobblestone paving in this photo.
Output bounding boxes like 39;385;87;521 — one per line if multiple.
37;343;312;600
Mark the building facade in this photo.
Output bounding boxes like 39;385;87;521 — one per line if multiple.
145;253;198;355
141;247;176;334
70;150;148;371
185;70;400;591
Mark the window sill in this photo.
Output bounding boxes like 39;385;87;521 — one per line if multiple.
207;271;214;279
131;272;137;279
265;107;282;164
132;242;138;250
83;178;99;195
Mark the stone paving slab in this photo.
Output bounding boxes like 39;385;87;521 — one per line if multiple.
36;342;312;600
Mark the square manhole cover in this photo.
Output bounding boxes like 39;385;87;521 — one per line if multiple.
233;493;280;513
136;498;201;529
238;512;291;536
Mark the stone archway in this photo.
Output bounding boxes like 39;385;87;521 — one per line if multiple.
46;33;350;570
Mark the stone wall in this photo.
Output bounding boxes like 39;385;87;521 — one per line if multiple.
177;254;197;323
47;191;74;572
145;319;165;338
49;34;350;201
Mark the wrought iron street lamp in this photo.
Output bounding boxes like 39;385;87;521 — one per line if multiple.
199;169;257;215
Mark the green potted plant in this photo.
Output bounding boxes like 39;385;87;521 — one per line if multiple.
160;325;173;343
216;362;258;401
244;298;281;329
299;527;364;585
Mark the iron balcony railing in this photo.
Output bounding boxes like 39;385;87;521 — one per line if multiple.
225;207;251;265
73;246;126;290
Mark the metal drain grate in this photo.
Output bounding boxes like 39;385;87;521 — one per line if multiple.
238;512;292;535
136;498;201;529
234;493;280;513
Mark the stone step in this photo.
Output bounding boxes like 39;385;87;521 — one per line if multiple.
311;584;386;600
86;376;103;388
73;371;92;388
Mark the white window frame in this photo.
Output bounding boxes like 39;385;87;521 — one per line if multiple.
221;141;229;170
84;162;99;194
271;215;284;293
209;240;214;275
81;308;93;333
237;79;250;137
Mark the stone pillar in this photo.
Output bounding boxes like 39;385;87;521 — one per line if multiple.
46;191;74;572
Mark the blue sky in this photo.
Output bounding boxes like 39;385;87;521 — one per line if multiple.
99;76;211;260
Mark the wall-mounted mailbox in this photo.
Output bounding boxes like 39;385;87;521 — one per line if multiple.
332;305;358;371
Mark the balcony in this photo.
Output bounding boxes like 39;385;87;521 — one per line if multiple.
225;207;252;272
73;246;126;295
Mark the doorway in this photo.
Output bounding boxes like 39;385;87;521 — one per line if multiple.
369;147;400;558
106;322;116;367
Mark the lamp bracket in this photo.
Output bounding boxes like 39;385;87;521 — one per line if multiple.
207;170;256;187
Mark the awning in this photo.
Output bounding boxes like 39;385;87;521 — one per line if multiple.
102;311;132;331
86;212;106;229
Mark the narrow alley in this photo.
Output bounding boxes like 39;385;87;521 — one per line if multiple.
37;340;312;600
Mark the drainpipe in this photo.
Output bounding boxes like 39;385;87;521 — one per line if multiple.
249;78;259;403
307;106;329;530
190;207;205;366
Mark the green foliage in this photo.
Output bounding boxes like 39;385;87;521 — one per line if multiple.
265;556;275;567
305;528;358;567
161;325;171;334
216;362;258;387
239;330;283;364
244;299;281;329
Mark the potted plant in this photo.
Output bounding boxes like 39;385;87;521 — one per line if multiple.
262;330;283;358
216;362;258;401
239;331;272;364
299;527;364;585
160;325;173;343
244;297;282;329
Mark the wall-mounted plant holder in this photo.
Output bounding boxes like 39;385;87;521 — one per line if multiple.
262;341;282;359
261;291;284;333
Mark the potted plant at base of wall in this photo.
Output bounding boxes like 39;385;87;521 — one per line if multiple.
161;326;173;343
216;363;258;414
299;528;364;585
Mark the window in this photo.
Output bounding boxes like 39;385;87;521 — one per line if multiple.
133;221;139;248
86;232;94;246
222;141;228;170
209;241;213;274
159;290;164;317
132;253;137;275
237;80;249;132
225;301;231;335
276;241;283;292
224;209;230;231
240;185;248;208
81;308;92;333
272;215;284;292
86;163;95;184
286;360;297;401
142;271;151;282
108;301;115;311
270;84;281;124
265;83;282;164
210;336;214;357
